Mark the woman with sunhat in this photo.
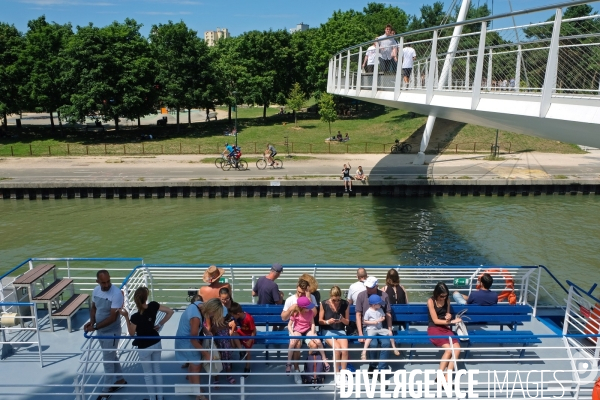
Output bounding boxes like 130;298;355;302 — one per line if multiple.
199;265;231;301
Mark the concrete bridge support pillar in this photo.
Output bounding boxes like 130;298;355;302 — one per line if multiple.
414;115;437;165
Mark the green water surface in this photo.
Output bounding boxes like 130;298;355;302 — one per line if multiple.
1;196;599;292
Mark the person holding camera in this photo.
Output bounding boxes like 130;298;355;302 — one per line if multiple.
319;285;350;386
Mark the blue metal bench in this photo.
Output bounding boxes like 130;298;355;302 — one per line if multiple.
241;303;535;360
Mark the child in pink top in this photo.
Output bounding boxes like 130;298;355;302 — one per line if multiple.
286;296;330;375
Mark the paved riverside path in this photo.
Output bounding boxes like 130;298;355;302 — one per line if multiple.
1;151;600;186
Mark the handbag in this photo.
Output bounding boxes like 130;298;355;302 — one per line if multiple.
202;340;223;374
455;309;470;341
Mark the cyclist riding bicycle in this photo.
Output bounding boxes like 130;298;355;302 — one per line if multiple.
266;143;277;166
224;142;235;160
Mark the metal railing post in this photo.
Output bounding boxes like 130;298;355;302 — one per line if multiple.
344;50;351;95
471;22;487;110
487;48;493;91
357;46;363;96
540;8;562;118
465;51;470;90
562;286;574;335
394;37;404;99
372;42;380;96
426;30;438;104
515;45;522;92
337;54;342;93
532;267;542;317
328;59;333;92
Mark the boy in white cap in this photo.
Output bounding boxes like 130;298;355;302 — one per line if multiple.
361;294;400;360
355;276;394;373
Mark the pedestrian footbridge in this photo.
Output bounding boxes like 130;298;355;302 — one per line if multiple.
327;0;600;160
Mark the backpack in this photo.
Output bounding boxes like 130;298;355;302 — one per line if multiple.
302;353;326;385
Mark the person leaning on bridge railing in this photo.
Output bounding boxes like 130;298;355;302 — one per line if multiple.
377;24;398;74
362;39;378;73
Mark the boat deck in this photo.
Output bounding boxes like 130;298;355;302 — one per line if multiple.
0;307;593;399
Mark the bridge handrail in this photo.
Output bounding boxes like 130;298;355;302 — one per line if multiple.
332;0;596;55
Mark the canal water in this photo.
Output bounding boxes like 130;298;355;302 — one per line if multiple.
1;196;599;294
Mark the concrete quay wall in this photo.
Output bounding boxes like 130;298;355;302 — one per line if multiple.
1;180;599;199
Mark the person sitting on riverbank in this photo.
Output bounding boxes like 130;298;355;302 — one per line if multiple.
342;163;352;192
355;166;366;182
453;273;498;305
199;265;231;301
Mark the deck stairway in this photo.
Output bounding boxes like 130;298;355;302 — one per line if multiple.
10;263;89;332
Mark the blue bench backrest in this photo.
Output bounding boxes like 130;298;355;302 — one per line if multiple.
241;303;532;326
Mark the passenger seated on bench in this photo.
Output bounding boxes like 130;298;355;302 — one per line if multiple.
286;296;330;378
199;265;231;301
230;302;256;377
361;294;400;360
319;286;349;381
427;282;463;384
281;279;318;382
453;273;498;306
355;276;393;372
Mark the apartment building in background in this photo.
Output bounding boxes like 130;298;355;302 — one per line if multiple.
204;28;230;46
289;23;309;33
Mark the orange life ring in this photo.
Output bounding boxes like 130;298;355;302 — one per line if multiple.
584;303;600;345
592;376;600;400
477;269;515;304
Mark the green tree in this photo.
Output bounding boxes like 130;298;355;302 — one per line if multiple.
151;21;212;131
61;19;156;130
361;2;409;36
212;37;249;123
318;92;337;135
236;30;293;119
0;23;25;128
286;82;306;126
523;5;600;91
305;10;371;95
23;16;73;129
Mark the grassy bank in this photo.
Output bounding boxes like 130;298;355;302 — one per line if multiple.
0;106;584;157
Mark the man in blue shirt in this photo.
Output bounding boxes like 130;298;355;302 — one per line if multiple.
453;273;498;306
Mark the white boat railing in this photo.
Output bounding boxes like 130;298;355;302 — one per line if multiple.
70;332;600;399
123;264;540;309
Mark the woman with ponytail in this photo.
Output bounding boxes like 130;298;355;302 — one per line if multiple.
121;286;174;400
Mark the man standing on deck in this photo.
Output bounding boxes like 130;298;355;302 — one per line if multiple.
252;263;284;305
84;270;127;398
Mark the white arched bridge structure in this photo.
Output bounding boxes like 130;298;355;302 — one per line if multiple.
327;0;600;162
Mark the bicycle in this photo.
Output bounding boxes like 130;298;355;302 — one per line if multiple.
390;139;412;154
215;154;227;168
256;155;283;170
221;157;248;171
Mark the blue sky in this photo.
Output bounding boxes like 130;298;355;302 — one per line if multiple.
3;0;566;36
